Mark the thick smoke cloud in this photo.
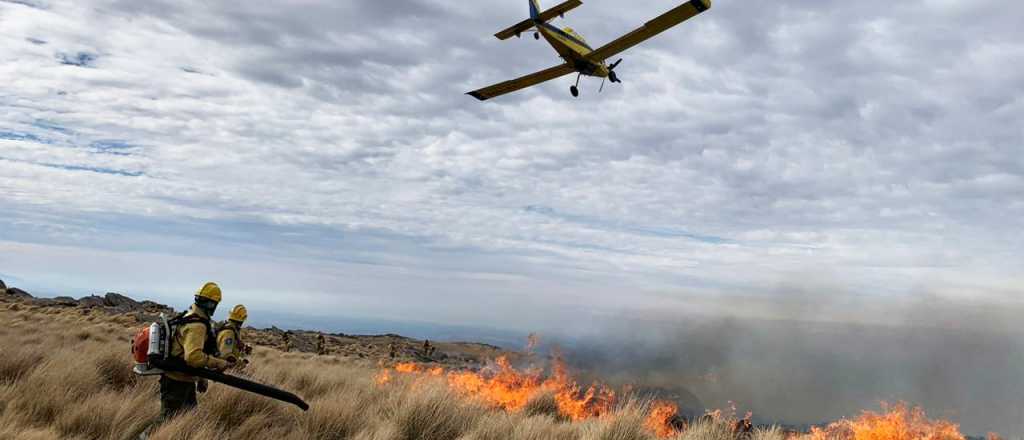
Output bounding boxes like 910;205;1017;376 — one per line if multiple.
559;290;1024;436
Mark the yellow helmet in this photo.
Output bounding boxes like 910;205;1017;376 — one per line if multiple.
196;282;222;303
229;304;248;323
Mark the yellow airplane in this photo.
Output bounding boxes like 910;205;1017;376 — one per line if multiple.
468;0;711;101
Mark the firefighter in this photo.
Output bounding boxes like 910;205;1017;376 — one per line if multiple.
217;304;251;367
316;333;326;355
388;341;397;359
142;282;234;438
422;339;432;358
733;417;753;437
282;331;291;352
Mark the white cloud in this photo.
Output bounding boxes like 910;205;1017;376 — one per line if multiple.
0;0;1021;328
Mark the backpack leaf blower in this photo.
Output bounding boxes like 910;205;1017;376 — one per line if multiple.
132;313;309;411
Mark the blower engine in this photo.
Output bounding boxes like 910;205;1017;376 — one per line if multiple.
130;314;170;376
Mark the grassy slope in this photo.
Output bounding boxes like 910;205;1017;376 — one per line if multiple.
0;301;782;440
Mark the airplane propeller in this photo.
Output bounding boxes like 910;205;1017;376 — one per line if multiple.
608;58;623;83
600;58;624;93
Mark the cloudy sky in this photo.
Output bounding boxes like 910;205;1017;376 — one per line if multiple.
1;0;1022;332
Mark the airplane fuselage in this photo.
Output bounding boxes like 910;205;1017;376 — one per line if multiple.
533;21;610;78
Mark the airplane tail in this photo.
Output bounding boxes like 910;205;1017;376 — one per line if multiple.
494;0;582;40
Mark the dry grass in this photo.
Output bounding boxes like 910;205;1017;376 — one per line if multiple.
0;304;782;440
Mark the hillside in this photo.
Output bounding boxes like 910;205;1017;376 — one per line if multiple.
0;282;974;440
0;282;513;369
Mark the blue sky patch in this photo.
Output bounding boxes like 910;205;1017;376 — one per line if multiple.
90;140;137;155
57;52;97;67
1;0;49;10
0;157;143;177
44;163;143;177
32;119;73;135
0;130;50;144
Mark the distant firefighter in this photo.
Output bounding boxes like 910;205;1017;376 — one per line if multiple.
316;333;326;355
216;304;251;369
422;339;433;357
388;342;397;359
282;331;292;352
733;417;753;437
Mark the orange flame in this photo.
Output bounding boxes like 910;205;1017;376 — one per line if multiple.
646;401;682;438
377;357;974;440
374;368;391;385
806;402;966;440
378;355;677;434
394;362;420;374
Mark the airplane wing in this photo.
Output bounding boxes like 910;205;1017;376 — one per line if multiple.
537;0;584;23
467;63;576;101
585;0;710;62
495;18;537;40
495;0;584;40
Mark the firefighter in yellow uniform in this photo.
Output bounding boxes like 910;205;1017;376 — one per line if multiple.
157;283;235;424
217;304;251;367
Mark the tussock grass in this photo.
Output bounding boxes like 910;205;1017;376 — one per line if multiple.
0;305;781;440
594;409;651;440
0;345;45;383
675;419;742;440
522;392;563;419
750;426;785;440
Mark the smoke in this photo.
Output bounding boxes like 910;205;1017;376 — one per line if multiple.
555;285;1024;436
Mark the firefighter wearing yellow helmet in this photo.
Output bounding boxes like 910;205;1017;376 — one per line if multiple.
217;304;252;367
155;282;235;427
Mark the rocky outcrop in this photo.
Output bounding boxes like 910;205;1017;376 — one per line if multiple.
104;292;139;308
0;281;173;321
72;292;170;313
5;287;33;300
0;279;33;300
32;296;79;307
78;295;107;308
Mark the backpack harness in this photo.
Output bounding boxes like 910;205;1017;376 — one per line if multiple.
131;311;218;376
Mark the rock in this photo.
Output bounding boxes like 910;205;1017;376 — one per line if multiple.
140;300;173;313
33;296;78;307
5;287;33;300
77;295;106;308
0;278;6;292
103;292;139;308
101;292;144;314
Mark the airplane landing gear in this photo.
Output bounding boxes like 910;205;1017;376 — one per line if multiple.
534;32;540;40
570;85;579;97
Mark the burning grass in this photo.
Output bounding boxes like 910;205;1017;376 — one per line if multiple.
804;402;966;440
376;358;673;436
